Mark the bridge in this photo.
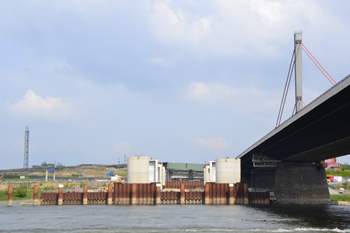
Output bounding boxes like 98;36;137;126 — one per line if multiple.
236;32;350;204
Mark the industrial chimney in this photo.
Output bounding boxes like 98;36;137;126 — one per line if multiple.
23;126;29;169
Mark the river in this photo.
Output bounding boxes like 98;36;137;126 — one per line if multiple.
1;203;350;233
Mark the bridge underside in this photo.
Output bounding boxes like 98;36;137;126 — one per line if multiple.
239;74;350;178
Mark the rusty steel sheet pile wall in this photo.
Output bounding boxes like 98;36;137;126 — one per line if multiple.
7;185;13;207
184;191;203;204
41;193;59;205
114;183;156;205
248;191;270;204
203;183;253;205
37;182;266;206
87;192;107;205
161;191;179;204
165;181;203;189
204;183;229;205
62;192;84;205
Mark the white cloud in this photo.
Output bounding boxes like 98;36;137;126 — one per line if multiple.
6;90;76;121
193;137;228;150
147;1;341;58
62;144;69;148
148;2;212;45
113;142;131;153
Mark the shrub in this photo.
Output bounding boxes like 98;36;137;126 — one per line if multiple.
0;190;7;197
43;186;55;191
14;186;27;197
64;182;74;188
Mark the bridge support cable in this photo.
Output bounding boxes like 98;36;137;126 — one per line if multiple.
298;98;305;108
297;41;337;86
292;103;297;116
279;59;295;126
300;41;337;85
276;50;295;128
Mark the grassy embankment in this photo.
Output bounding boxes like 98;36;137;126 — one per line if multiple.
1;165;128;179
326;170;350;177
0;181;87;201
327;169;350;202
330;195;350;201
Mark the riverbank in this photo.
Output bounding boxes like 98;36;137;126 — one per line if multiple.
334;201;350;206
2;199;350;206
0;200;21;203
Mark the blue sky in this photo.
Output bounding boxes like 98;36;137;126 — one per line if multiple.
1;0;350;169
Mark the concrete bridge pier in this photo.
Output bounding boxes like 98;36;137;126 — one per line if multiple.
250;170;276;191
274;163;330;204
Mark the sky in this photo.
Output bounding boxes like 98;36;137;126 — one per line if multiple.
1;0;350;170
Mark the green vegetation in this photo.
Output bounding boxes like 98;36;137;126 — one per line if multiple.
1;177;46;182
43;186;56;191
108;165;127;169
64;182;74;188
0;185;32;201
326;170;350;177
0;184;62;201
113;169;127;178
331;195;350;202
14;185;28;197
0;190;8;201
79;182;85;188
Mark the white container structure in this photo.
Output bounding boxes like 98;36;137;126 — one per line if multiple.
216;158;241;184
149;159;166;186
127;156;149;183
204;161;216;184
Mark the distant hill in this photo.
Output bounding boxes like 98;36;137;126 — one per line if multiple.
0;164;127;178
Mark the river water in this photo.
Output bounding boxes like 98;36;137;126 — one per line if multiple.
1;203;350;233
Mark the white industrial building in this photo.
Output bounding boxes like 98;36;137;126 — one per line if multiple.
204;158;241;184
204;161;216;184
127;156;166;186
149;159;166;185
